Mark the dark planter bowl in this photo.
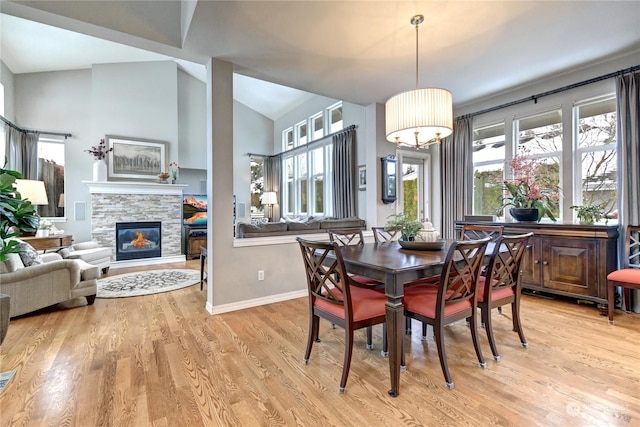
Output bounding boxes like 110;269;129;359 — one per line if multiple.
510;207;540;222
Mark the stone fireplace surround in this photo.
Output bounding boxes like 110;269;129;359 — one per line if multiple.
84;181;188;266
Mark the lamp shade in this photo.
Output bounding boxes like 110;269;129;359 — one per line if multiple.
260;191;277;205
385;87;453;148
15;179;49;205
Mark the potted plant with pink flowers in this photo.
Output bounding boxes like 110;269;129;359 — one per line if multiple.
498;153;560;222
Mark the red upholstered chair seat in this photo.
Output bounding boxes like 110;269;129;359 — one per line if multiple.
607;269;640;284
403;289;472;318
316;286;387;322
475;276;516;303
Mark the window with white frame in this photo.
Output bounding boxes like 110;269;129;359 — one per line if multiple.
574;96;617;220
472;122;505;216
514;109;562;220
329;103;343;133
280;102;341;217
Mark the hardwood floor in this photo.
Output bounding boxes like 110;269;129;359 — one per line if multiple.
1;260;639;426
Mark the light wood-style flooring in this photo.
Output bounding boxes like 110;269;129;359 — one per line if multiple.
1;260;639;426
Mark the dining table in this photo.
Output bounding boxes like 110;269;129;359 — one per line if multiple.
337;240;455;397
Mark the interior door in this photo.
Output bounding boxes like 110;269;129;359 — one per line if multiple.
398;152;431;222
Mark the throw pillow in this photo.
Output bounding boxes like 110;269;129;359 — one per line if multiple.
16;239;44;267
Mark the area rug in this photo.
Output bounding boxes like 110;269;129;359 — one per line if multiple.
97;269;201;298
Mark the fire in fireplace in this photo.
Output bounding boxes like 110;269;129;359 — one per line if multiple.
115;221;161;261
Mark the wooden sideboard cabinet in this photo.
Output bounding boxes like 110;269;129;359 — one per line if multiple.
183;225;206;260
456;221;619;307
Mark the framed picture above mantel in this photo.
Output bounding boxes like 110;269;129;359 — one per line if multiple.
106;135;168;181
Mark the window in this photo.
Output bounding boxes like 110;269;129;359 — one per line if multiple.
574;96;617;219
250;158;265;217
296;121;308;146
280;102;342;217
515;110;562;219
472;123;505;216
37;138;65;218
310;113;324;141
329;103;343;133
284;128;294;151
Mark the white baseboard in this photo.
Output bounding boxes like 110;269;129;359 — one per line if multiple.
206;289;306;315
110;255;186;269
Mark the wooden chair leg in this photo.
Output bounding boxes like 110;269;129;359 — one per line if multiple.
469;309;487;369
433;324;454;389
623;287;632;311
483;307;500;361
381;324;388;356
608;281;616;324
304;315;320;364
340;328;355;393
512;299;528;348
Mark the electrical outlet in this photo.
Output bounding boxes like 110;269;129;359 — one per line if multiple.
258;270;265;281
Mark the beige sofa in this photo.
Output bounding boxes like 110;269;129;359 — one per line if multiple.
0;252;99;318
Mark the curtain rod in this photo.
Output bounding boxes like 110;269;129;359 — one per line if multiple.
457;64;640;120
247;124;358;158
0;115;72;139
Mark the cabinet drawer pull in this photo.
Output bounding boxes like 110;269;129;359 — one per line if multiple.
543;261;548;265
534;260;540;264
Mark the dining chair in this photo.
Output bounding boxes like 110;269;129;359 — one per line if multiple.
371;227;401;243
327;229;383;288
607;225;640;324
328;229;386;352
297;238;388;393
476;232;533;361
460;224;504;242
402;237;491;390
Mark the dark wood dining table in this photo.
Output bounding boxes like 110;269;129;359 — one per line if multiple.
337;240;455;397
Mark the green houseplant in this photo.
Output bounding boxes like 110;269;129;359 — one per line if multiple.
384;213;422;241
0;165;40;261
570;204;609;225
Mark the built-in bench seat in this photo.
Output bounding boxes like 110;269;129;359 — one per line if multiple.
236;217;366;238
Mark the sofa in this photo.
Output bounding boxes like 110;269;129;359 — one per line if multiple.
0;251;99;318
59;241;112;273
236;217;366;238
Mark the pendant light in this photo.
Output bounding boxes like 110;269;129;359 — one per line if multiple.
385;15;453;149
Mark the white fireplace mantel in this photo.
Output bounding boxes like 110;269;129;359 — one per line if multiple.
83;181;188;195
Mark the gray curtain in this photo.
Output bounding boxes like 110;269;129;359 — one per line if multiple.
616;71;640;311
332;127;356;218
6;128;39;179
264;155;282;222
439;117;472;239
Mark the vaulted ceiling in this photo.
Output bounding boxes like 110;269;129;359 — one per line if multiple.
2;1;639;120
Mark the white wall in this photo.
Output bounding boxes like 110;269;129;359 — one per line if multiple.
0;60;15;121
12;62;211;241
233;101;273;224
178;69;207;169
15;69;93;239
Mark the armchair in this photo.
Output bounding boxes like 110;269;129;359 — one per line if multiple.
0;252;98;318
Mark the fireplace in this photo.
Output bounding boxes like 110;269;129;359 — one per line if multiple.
115;221;162;261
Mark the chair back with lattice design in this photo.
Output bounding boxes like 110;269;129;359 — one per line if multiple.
328;229;365;247
297;238;355;313
482;233;532;300
461;224;504;242
436;237;491;310
371;227;401;243
625;225;640;269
